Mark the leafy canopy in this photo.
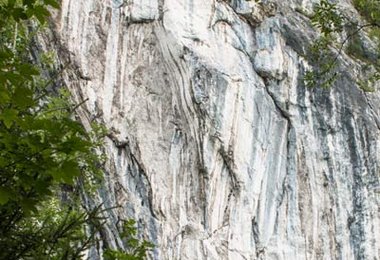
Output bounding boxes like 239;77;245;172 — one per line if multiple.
0;0;153;259
305;0;380;91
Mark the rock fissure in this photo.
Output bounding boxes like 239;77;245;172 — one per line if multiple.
47;0;380;258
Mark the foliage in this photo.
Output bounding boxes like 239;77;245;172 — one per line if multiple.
353;0;380;55
304;0;343;88
311;0;343;36
353;0;380;25
346;30;366;60
304;35;338;88
1;198;105;259
0;0;153;259
305;0;380;91
358;70;380;92
103;220;155;260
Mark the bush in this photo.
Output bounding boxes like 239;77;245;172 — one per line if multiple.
0;0;153;259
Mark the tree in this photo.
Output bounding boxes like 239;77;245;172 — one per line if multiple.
0;0;153;259
305;0;380;90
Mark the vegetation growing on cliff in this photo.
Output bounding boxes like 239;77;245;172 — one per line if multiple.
0;0;153;259
305;0;380;91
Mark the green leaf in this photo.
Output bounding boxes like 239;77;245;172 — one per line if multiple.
0;108;18;128
12;7;27;21
7;0;16;8
0;187;12;205
22;0;36;7
13;86;35;109
49;161;80;184
5;71;22;85
44;0;60;9
0;87;10;104
31;5;50;24
0;49;13;60
35;179;52;196
19;198;38;214
19;63;39;79
61;160;81;183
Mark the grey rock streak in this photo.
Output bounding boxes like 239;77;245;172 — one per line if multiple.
47;0;380;259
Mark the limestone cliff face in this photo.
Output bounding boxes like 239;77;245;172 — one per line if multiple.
48;0;379;259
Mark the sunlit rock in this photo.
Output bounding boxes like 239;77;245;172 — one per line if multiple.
47;0;380;259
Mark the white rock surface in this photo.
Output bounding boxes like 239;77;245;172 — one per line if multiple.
48;0;380;259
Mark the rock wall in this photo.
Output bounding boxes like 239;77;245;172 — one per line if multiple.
48;0;379;259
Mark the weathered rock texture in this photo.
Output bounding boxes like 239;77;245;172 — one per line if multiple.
47;0;380;259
